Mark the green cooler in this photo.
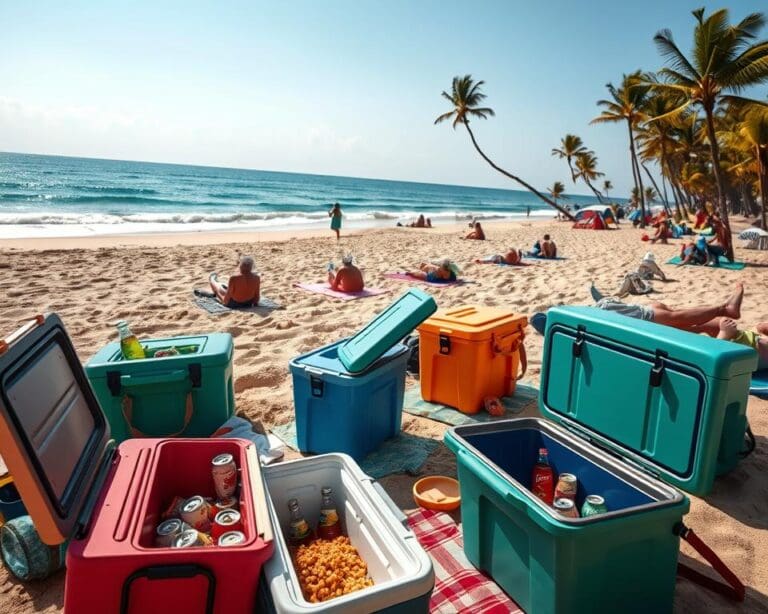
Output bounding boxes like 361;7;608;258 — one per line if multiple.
444;305;757;614
86;333;235;443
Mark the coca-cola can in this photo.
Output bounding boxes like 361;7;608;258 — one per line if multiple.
554;473;578;502
217;531;246;547
212;453;237;500
155;518;188;547
211;509;243;541
173;529;214;548
181;495;212;533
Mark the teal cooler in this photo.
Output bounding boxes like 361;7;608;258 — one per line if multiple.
85;333;235;443
444;305;757;614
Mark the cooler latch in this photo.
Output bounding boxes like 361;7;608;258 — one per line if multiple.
310;376;324;398
188;363;202;388
649;351;668;387
572;326;586;357
439;334;451;355
107;371;122;396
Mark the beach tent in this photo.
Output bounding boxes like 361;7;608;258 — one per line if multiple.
572;210;607;230
575;205;617;226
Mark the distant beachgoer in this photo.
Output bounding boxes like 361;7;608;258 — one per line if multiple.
209;255;260;307
705;214;733;263
329;203;342;240
328;254;364;292
527;234;557;258
409;214;432;228
650;220;670;244
677;237;709;266
526;206;531;218
693;206;708;229
405;259;458;283
637;252;667;281
475;248;523;265
464;221;486;240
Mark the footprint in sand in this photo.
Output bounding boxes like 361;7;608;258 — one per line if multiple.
275;320;298;330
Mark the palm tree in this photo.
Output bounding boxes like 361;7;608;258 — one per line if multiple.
592;71;650;226
644;186;658;205
603;179;613;199
548;181;567;204
574;152;605;202
435;75;575;220
650;7;768;257
552;135;589;183
738;106;768;228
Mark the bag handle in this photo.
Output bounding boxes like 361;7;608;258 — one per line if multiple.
676;522;745;602
121;392;195;438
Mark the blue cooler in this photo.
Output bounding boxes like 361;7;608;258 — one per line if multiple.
289;290;436;460
444;305;757;614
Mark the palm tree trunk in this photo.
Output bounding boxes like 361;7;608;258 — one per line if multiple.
641;163;670;215
759;146;768;230
627;120;646;226
703;104;735;260
463;121;575;221
583;178;605;203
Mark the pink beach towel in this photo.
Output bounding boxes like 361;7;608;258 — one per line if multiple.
293;282;388;300
384;272;465;287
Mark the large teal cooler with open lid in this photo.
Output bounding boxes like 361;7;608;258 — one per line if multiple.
85;333;235;443
444;305;757;614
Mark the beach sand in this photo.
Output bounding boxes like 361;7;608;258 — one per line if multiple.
0;218;766;612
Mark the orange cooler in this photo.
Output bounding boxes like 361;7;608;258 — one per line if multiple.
418;306;527;414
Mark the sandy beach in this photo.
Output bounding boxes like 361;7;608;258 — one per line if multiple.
0;218;766;613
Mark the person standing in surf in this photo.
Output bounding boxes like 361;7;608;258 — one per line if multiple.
329;202;342;240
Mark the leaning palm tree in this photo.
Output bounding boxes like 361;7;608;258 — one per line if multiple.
435;75;575;220
551;135;589;183
603;179;613;199
650;7;768;257
574;151;605;202
591;71;650;226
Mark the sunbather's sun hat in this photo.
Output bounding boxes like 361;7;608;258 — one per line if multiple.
643;252;655;262
342;253;354;265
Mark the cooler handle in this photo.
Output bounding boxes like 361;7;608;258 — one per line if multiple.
121;393;194;438
457;449;527;512
245;444;274;546
120;369;189;387
0;315;44;355
492;329;527;381
120;564;216;614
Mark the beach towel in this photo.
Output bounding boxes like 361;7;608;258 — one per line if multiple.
522;255;566;261
407;508;523;614
384;272;465;287
192;292;284;315
269;420;438;479
292;282;388;300
476;256;528;267
403;385;539;426
665;256;747;270
750;370;768;398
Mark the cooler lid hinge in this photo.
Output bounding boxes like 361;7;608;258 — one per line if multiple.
562;421;592;444
572;326;586;357
74;441;117;539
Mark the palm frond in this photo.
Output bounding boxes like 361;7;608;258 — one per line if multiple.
654;29;701;80
434;111;456;126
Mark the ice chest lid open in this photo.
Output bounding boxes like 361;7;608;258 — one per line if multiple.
418;306;527;341
540;306;757;492
338;289;436;373
0;315;113;546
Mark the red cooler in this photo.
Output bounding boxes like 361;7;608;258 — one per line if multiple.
0;315;274;613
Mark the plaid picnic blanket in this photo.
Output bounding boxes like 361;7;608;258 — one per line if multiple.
407;508;523;613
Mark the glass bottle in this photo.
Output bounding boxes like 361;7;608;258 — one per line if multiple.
531;447;554;505
287;498;314;547
116;320;145;360
316;486;342;540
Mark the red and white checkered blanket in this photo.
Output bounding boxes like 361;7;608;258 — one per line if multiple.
407;508;524;614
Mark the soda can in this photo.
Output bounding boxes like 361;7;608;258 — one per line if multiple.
210;495;238;518
581;495;608;517
181;495;212;533
212;453;238;500
553;497;580;518
173;529;214;548
554;473;578;502
161;495;187;520
218;531;246;547
211;509;244;541
155;518;187;547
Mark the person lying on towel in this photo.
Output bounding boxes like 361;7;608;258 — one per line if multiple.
209;255;261;307
328;254;365;293
406;259;458;283
527;234;557;258
475;248;524;265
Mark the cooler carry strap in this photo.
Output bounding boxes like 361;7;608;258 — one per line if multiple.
120;564;216;614
676;523;745;602
121;392;195;438
492;328;527;380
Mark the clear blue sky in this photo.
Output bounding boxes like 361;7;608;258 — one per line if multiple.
0;1;764;195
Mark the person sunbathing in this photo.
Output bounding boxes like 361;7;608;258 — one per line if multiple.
406;260;458;283
328;255;364;293
677;238;708;266
209;255;260;307
649;220;670;244
705;214;733;263
716;318;768;369
637;252;667;281
475;248;523;265
527;234;557;258
407;214;432;228
464;221;486;240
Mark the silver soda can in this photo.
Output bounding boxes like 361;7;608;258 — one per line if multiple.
155;518;186;547
181;495;212;533
554;497;580;518
212;453;238;499
218;531;246;547
173;529;213;548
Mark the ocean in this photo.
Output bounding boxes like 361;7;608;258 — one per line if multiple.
0;152;609;238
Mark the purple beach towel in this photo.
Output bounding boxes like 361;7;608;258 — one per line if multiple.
293;282;388;300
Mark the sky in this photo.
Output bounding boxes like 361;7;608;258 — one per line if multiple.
0;0;765;195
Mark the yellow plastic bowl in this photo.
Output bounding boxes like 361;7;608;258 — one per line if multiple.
413;476;461;511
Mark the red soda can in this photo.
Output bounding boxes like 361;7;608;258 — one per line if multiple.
554;473;578;502
181;495;212;533
209;495;238;519
212;453;238;500
211;509;243;542
218;531;246;547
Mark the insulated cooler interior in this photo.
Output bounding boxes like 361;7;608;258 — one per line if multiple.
459;420;681;517
105;335;207;362
135;439;253;548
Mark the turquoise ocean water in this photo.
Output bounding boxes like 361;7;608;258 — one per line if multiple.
0;152;612;238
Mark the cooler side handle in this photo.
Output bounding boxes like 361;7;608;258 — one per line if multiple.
120;564;215;614
245;445;274;546
0;315;44;355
